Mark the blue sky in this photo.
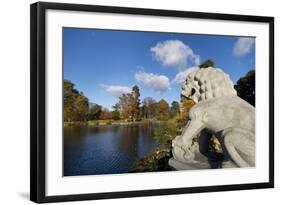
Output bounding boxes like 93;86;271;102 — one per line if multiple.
63;28;255;109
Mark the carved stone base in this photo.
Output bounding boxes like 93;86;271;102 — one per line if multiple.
169;158;238;170
169;158;210;170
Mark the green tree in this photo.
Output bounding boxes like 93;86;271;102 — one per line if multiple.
63;80;89;122
169;101;180;118
234;70;255;106
156;99;169;120
88;103;102;120
75;94;89;121
64;80;77;122
199;59;215;69
112;104;121;120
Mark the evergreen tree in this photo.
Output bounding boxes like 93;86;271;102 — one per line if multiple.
199;59;215;69
235;70;255;106
131;85;141;120
170;101;180;118
112;104;121;120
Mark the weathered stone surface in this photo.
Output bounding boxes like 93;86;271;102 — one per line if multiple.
170;67;255;169
169;158;210;170
169;142;210;170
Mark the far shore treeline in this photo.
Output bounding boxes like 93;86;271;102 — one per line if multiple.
64;80;182;124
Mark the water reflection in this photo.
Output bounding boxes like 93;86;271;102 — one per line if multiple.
63;123;158;176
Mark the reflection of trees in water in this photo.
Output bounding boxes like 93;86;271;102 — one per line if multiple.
111;125;120;133
116;123;158;160
64;125;111;142
140;123;156;138
87;125;115;135
64;125;123;146
117;125;139;158
64;126;88;143
137;123;158;158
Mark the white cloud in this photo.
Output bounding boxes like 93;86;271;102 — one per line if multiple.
193;54;201;65
101;84;130;97
233;37;255;56
134;70;170;92
150;40;200;68
172;67;199;84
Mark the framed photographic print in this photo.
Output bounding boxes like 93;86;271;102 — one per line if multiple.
30;2;274;203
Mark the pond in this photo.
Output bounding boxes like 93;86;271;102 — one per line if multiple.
64;123;159;176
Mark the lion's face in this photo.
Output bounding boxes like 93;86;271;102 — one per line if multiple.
181;72;200;103
181;77;200;103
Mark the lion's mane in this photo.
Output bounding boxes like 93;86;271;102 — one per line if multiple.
183;67;237;102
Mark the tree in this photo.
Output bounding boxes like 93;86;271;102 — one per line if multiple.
118;93;131;119
156;99;169;120
75;94;89;121
199;59;215;69
170;101;180;118
117;85;141;120
99;108;113;120
88;103;102;120
130;85;141;120
141;97;157;119
112;104;121;120
64;80;77;122
63;80;89;122
234;70;255;106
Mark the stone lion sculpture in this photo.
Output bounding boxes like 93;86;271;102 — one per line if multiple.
169;67;255;169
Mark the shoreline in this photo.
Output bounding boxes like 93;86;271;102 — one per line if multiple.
64;119;161;127
130;142;173;172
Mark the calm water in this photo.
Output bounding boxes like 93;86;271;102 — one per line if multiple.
64;123;158;176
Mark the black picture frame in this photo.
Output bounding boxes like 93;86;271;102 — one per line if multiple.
30;1;274;203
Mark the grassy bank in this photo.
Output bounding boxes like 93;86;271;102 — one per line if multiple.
64;119;158;127
88;119;126;126
64;121;88;127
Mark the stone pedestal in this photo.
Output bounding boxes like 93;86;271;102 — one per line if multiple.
169;158;210;170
